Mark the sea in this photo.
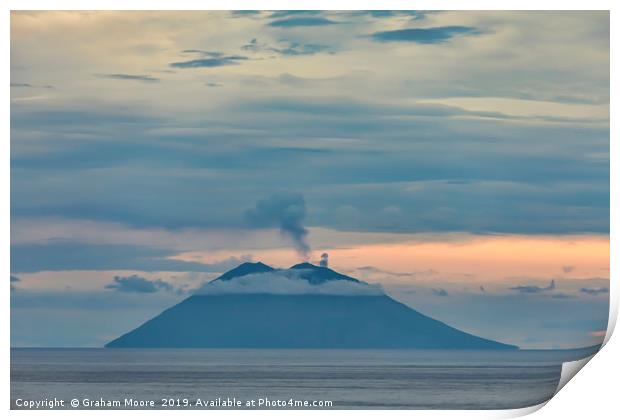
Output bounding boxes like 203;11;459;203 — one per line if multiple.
10;347;599;410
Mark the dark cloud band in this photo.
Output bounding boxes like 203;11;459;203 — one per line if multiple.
371;26;480;44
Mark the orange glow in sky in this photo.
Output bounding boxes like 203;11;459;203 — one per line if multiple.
176;233;609;284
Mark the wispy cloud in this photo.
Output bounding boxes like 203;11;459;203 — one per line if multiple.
105;275;179;294
268;11;323;19
180;49;224;56
170;54;247;68
353;11;431;20
432;288;449;297
11;82;54;89
355;266;415;277
371;26;480;44
510;280;556;294
95;73;160;83
230;10;261;18
242;38;333;56
268;17;338;28
580;287;609;296
274;43;331;56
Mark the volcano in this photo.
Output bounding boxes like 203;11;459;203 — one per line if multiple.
105;262;517;350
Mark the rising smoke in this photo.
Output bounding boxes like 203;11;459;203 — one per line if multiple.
319;253;329;267
245;193;311;259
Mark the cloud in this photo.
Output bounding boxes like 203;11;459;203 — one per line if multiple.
245;194;310;259
95;73;160;83
242;38;333;56
356;265;414;277
355;266;415;278
371;26;480;44
10;241;250;273
230;11;260;17
9;12;610;238
563;265;575;273
580;287;609;296
105;275;178;294
432;288;449;297
268;17;338;27
352;11;431;20
510;279;556;293
11;82;54;89
273;43;332;56
196;270;383;296
268;11;323;19
11;106;162;129
170;53;247;68
319;253;329;267
180;49;224;56
240;39;261;52
10;83;610;235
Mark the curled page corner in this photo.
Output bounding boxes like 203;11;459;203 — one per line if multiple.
554;283;615;397
501;401;549;418
554;354;596;395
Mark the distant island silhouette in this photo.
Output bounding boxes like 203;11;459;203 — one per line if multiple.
106;262;517;350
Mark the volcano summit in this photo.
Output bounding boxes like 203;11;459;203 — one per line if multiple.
106;262;517;350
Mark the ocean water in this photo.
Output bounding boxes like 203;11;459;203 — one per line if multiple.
10;347;599;410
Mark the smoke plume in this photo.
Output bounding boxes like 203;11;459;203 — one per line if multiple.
245;193;310;259
319;253;329;267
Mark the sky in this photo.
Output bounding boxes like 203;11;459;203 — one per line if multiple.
10;11;609;349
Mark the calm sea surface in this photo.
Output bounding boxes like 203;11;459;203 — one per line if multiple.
10;347;598;410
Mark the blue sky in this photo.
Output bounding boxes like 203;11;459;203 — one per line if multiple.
10;11;609;348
